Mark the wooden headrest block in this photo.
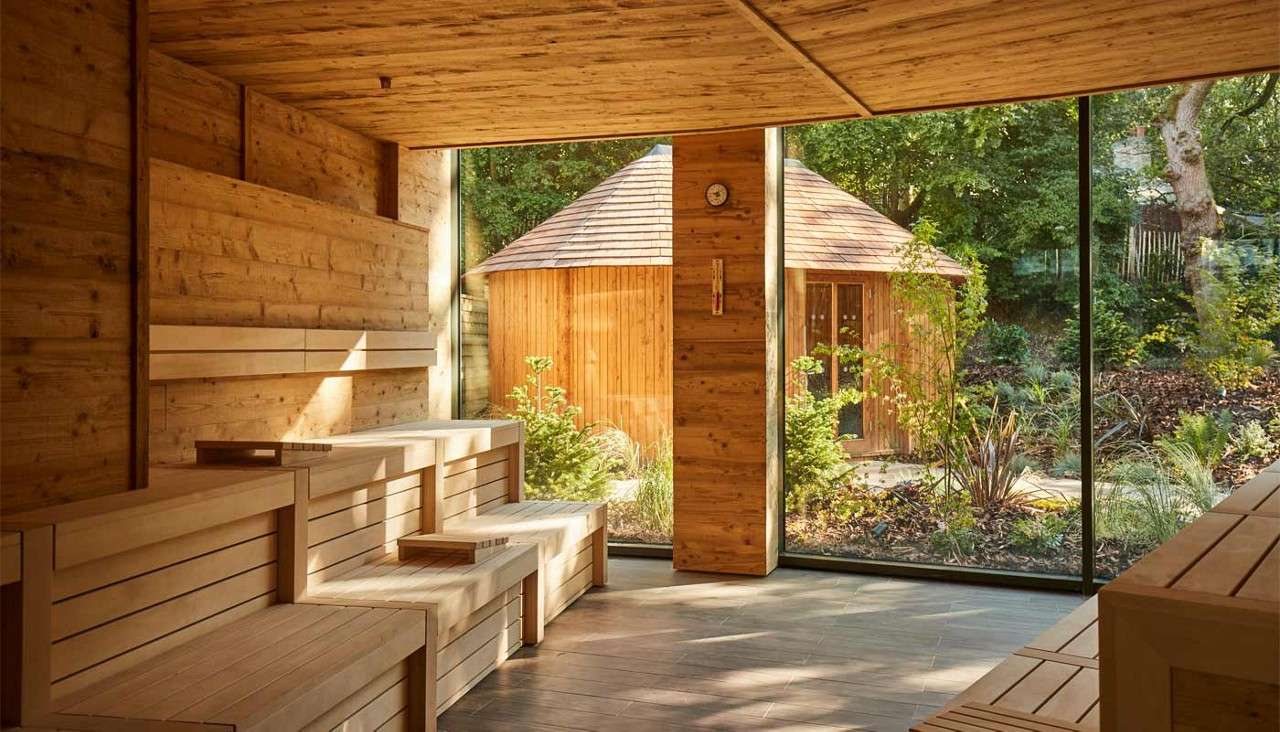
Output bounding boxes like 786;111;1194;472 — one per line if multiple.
397;533;510;563
196;440;333;467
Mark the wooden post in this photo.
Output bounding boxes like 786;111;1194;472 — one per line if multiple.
277;470;309;602
521;569;544;645
671;129;782;576
506;425;525;504
0;524;53;725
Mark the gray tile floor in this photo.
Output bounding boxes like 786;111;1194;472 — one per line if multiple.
439;557;1082;731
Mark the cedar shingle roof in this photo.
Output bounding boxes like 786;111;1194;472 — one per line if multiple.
472;145;965;278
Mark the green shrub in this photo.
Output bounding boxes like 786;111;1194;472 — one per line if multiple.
929;493;977;559
634;434;673;536
785;356;860;513
1009;513;1070;554
1232;420;1277;460
1096;446;1215;548
979;320;1031;367
1156;409;1233;470
951;403;1029;510
1055;299;1143;370
1051;452;1081;478
506;356;615;502
1191;247;1280;389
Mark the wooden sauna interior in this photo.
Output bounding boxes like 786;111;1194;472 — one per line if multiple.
1;0;1276;729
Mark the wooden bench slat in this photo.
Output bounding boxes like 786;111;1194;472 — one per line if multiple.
1236;541;1280;602
996;660;1081;715
1025;596;1096;656
1173;515;1280;596
1111;512;1240;588
1037;667;1099;724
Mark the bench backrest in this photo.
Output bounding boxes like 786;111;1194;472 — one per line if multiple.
441;446;515;528
1;466;298;714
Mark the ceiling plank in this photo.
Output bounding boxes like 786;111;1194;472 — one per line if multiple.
722;0;873;117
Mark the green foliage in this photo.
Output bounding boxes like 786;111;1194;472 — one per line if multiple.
1096;444;1216;548
505;356;614;502
633;434;674;537
1055;298;1143;370
1009;513;1070;554
1191;246;1280;389
952;403;1029;510
977;320;1031;367
857;221;988;469
1156;409;1234;470
785;357;860;512
929;493;978;559
1051;452;1082;479
1232;420;1277;460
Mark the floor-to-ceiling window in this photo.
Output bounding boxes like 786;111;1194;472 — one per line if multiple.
1089;74;1280;578
459;138;674;545
780;102;1085;578
779;75;1278;587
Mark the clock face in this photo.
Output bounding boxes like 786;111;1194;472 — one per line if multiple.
705;182;729;207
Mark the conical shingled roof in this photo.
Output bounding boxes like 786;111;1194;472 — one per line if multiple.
472;145;965;278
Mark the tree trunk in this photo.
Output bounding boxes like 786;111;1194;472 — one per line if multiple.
1157;81;1220;330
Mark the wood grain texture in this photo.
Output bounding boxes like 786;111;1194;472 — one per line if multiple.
145;0;1279;148
1;0;137;511
671;130;778;576
147;159;437;462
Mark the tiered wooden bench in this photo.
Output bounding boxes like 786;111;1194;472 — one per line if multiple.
913;597;1100;732
1099;463;1279;732
0;467;432;731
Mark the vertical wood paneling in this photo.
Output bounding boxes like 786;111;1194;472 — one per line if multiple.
671;129;775;576
486;267;673;449
1;0;138;511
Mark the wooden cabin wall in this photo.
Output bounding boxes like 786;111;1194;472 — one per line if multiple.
783;269;910;457
487;266;673;450
146;51;452;465
1;0;141;511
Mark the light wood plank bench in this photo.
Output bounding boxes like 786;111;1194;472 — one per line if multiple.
913;597;1100;731
0;467;432;731
1100;463;1280;732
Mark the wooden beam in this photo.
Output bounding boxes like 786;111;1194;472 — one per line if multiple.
378;141;401;219
721;0;872;118
132;0;151;489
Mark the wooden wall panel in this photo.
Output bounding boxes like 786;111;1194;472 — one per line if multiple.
246;90;387;216
148;50;241;178
1;0;137;511
147;160;436;462
671;130;778;576
486;266;673;449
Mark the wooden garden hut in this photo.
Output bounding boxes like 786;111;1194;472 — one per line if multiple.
473;144;965;456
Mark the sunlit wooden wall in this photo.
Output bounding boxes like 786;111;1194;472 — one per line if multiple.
487;266;673;450
146;52;452;465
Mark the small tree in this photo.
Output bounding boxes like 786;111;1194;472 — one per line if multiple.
856;221;988;488
505;356;614;501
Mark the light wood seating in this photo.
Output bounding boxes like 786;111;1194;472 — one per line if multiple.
1100;463;1280;732
307;542;540;715
0;467;434;731
440;501;608;624
913;597;1100;732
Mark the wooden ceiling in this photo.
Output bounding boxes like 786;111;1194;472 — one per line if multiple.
150;0;1280;149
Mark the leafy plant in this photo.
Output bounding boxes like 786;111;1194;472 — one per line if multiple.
1009;514;1070;554
951;401;1029;510
929;493;978;559
978;320;1031;367
855;221;989;478
1051;452;1081;478
633;434;674;536
785;356;860;513
1232;420;1277;460
1096;447;1213;547
1190;245;1280;389
1156;409;1234;470
505;356;615;501
1055;298;1143;370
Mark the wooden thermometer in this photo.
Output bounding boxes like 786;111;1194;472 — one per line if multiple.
711;258;724;315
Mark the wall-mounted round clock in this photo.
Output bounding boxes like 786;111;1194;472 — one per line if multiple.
705;182;729;207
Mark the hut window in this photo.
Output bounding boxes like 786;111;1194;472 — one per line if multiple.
804;281;864;439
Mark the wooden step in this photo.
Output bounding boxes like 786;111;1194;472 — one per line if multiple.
398;533;510;563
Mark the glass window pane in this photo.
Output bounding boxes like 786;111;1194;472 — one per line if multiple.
1090;75;1280;579
460;138;673;545
783;103;1083;577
